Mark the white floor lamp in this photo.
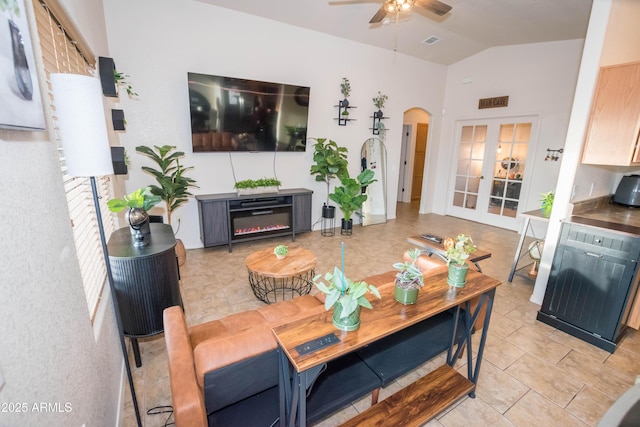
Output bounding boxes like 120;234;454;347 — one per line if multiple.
51;73;142;427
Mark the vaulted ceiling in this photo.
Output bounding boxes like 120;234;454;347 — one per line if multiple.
195;0;593;65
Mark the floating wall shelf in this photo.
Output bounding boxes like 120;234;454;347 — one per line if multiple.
335;101;356;126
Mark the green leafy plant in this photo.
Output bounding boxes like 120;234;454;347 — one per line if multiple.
234;177;281;189
135;145;198;226
372;91;388;110
340;77;351;99
314;267;380;319
107;187;161;212
114;69;138;97
274;244;289;257
0;0;20;16
541;191;554;216
329;169;376;222
393;248;424;290
309;138;349;206
443;234;476;266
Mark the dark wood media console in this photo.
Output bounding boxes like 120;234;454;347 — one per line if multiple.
196;188;313;252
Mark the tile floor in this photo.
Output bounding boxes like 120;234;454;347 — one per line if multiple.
122;203;639;426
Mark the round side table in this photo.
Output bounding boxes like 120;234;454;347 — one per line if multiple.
246;247;316;304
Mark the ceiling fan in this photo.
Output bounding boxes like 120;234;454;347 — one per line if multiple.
369;0;452;24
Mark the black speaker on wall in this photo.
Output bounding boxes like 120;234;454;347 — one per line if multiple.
112;109;125;131
111;146;128;175
99;56;117;97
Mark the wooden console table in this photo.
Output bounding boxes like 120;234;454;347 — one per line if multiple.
273;270;500;427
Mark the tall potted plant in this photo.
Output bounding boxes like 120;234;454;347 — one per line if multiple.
329;168;376;235
136;145;199;265
309;138;348;220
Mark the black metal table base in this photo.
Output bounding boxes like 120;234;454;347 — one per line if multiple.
249;270;314;304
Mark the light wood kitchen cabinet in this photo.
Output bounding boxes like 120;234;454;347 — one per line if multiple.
581;61;640;166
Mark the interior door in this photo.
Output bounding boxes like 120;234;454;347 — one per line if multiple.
448;117;536;230
411;123;428;200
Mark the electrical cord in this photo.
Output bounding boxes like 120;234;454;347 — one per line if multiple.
147;405;175;426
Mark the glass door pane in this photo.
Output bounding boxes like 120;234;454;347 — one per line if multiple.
488;122;531;218
452;125;486;210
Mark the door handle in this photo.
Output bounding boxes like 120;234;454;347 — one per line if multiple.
478;176;484;180
584;251;603;258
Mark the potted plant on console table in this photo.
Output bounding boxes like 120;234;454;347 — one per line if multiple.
392;248;424;305
314;267;380;331
135;144;199;266
443;234;477;288
107;187;162;246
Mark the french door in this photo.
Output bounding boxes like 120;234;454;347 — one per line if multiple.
448;116;537;230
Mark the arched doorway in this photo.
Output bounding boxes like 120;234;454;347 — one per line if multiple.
398;108;430;205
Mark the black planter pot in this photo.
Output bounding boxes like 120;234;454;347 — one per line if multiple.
374;109;383;119
341;218;353;236
322;205;336;218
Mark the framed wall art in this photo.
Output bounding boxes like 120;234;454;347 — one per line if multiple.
0;0;46;131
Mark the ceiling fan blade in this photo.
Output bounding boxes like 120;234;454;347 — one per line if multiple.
415;0;452;16
369;4;388;23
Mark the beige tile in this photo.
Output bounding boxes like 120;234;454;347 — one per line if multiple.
487;311;524;340
481;334;526;370
505;390;588;427
438;394;516;427
604;345;640;378
505;353;583;407
470;360;530;414
557;350;635;400
505;325;572;364
566;385;616;426
548;329;611;363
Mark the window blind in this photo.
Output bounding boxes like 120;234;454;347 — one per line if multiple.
33;0;115;321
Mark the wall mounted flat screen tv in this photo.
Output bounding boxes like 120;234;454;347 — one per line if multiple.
188;72;310;152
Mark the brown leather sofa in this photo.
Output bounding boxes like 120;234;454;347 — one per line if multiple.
164;251;479;426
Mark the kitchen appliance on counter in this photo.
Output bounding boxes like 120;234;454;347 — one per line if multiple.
613;174;640;207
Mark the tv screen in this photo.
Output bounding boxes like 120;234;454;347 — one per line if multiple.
188;72;310;152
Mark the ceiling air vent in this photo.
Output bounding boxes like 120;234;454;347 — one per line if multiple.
422;35;441;46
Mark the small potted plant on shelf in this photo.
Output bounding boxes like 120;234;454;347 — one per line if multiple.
329;168;376;235
443;234;476;287
233;177;282;195
392;248;424;305
314;267;381;331
540;191;554;218
114;68;138;97
274;244;289;260
372;91;388;118
340;77;351;108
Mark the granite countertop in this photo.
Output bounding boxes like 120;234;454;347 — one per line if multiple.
570;196;640;236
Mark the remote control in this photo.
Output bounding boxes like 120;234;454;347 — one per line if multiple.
420;233;443;244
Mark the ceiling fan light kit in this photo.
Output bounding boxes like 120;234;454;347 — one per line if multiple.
369;0;452;23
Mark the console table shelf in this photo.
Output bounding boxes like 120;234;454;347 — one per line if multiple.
196;188;313;252
339;365;474;427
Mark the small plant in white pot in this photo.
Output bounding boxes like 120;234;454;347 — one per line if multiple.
443;234;476;287
274;245;289;260
392;248;424;305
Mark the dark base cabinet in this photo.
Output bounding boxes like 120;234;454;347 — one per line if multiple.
108;223;182;366
196;188;313;252
537;221;640;352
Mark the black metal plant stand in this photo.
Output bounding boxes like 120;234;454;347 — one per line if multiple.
321;205;335;237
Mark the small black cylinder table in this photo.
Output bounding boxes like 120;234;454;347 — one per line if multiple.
108;223;182;367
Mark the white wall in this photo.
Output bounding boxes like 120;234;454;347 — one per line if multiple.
0;0;123;425
102;0;448;249
434;39;584;220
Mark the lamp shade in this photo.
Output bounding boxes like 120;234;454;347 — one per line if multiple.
51;73;114;177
